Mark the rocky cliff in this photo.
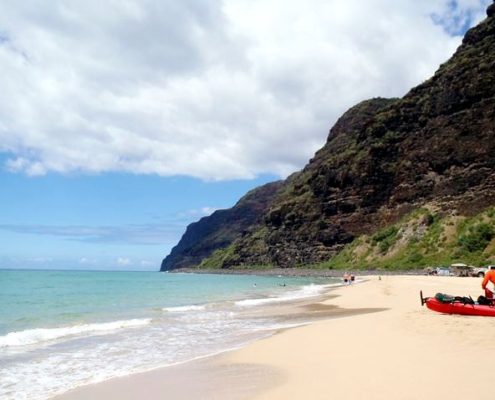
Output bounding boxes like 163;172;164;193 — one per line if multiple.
161;3;495;271
160;181;283;270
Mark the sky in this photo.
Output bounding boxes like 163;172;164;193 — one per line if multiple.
0;0;491;271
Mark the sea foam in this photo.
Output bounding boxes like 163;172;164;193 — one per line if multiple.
162;304;206;312
235;284;327;307
0;318;152;347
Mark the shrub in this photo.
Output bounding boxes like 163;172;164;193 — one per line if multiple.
458;223;494;253
372;226;399;254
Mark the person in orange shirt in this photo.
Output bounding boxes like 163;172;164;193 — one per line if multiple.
481;269;495;298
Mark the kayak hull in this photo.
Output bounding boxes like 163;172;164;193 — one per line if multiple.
426;298;495;316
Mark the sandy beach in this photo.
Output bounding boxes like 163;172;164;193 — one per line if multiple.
55;275;495;400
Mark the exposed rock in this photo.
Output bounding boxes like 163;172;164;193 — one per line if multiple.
487;1;495;18
160;181;283;270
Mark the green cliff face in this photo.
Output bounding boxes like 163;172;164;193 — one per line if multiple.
162;3;495;271
316;207;495;270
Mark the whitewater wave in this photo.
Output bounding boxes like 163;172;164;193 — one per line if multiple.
235;284;327;307
0;318;152;348
162;305;206;312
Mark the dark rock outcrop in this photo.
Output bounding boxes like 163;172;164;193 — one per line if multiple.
162;5;495;270
487;1;495;18
160;181;283;270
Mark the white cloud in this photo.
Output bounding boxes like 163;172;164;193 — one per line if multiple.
139;260;155;268
200;207;217;215
78;257;97;265
432;0;490;34
178;206;218;219
0;0;491;180
116;257;132;266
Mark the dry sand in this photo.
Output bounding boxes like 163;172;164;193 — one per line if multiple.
55;275;495;400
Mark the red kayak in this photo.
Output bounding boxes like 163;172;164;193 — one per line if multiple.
421;291;495;316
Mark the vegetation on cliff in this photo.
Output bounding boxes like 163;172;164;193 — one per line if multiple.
315;206;495;270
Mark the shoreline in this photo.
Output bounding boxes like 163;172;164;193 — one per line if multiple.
165;267;427;277
4;272;342;400
53;280;373;400
55;274;495;400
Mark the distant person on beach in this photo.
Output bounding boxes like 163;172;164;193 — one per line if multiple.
481;269;495;298
343;273;350;284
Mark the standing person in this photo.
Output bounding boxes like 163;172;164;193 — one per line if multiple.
343;273;350;284
481;268;495;298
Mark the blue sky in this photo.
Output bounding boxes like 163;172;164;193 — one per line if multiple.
0;165;277;270
0;0;490;270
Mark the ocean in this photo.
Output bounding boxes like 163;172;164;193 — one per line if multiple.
0;270;339;400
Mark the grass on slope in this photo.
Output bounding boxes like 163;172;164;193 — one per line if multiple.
317;207;495;270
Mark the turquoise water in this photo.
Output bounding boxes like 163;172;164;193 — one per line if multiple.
0;270;338;399
1;270;322;335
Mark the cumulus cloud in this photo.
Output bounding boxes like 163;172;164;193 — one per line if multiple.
79;257;97;265
177;206;218;219
0;0;491;180
139;260;155;268
116;257;132;266
432;0;490;35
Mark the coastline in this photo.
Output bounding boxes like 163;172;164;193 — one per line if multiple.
54;274;495;400
166;267;426;277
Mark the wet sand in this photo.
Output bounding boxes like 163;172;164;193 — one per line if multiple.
53;358;282;400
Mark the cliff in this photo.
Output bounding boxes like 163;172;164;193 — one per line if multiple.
161;3;495;271
160;181;283;270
